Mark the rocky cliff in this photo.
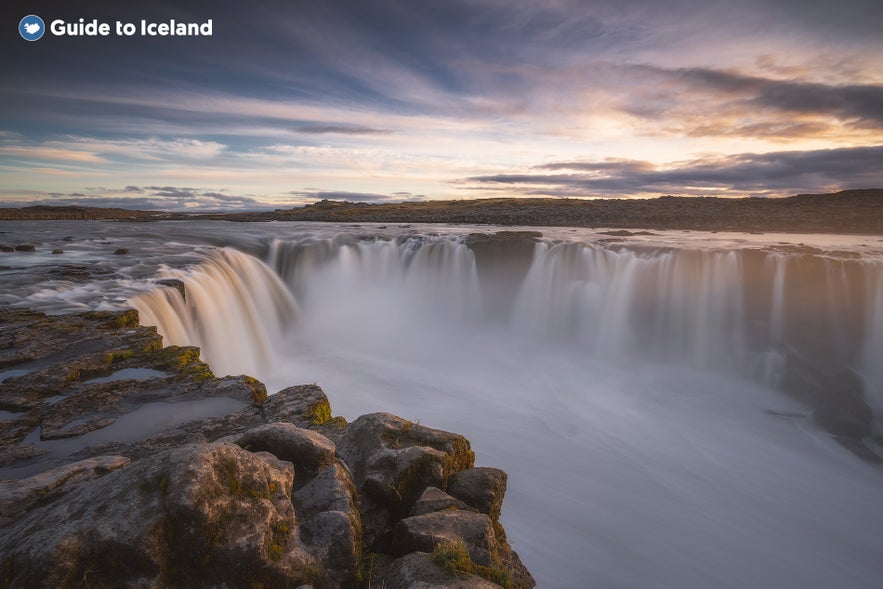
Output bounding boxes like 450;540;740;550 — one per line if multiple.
0;308;534;588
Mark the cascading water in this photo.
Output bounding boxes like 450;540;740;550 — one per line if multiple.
130;247;298;377
137;236;883;408
118;225;883;589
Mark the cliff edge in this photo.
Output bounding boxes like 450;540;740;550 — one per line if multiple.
0;308;534;588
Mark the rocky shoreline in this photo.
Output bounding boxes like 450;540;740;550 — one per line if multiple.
0;308;534;588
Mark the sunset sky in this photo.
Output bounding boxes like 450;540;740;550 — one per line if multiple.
2;0;882;210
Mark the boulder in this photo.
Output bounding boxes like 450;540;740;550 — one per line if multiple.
336;413;474;548
291;461;362;587
227;422;336;475
410;486;477;517
14;244;36;252
0;443;320;588
392;510;497;567
263;384;336;428
113;248;129;255
376;552;500;588
447;467;507;522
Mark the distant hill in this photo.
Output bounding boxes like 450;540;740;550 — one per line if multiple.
0;205;172;221
2;189;882;234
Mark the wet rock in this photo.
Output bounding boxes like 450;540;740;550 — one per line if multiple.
51;249;64;254
113;248;129;255
447;467;507;522
0;245;13;252
157;278;186;300
14;244;35;252
0;443;319;588
411;486;476;517
465;231;542;320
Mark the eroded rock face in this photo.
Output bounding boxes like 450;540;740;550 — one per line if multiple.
0;309;535;588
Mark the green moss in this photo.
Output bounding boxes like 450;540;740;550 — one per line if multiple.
325;415;348;428
266;521;290;561
149;346;214;383
217;456;242;497
159;475;168;498
431;540;512;589
306;400;332;425
393;452;440;504
107;350;134;364
242;375;268;407
85;309;141;329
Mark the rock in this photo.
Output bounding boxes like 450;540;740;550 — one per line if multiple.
336;413;474;548
301;510;361;586
447;467;507;522
376;552;500;588
157;278;186;300
263;384;337;428
290;461;362;587
293;461;359;520
0;443;321;588
227;422;337;475
0;455;130;521
113;248;129;255
0;245;13;252
0;309;533;587
465;231;542;319
410;486;477;517
51;249;64;254
392;510;498;567
14;244;36;252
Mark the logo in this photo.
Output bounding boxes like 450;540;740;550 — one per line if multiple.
19;15;45;41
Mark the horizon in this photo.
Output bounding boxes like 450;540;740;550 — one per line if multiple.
3;1;883;211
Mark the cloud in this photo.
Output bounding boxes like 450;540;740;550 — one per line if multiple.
288;190;394;202
296;124;392;135
0;146;107;163
463;145;883;197
669;67;883;127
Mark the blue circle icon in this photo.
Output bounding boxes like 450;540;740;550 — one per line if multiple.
19;15;45;41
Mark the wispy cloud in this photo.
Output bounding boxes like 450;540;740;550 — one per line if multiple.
464;145;883;197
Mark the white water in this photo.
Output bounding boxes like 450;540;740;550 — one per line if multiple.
122;228;883;588
4;221;881;587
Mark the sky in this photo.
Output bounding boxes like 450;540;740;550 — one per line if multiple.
2;0;882;210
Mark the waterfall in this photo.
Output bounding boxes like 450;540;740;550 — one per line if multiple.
130;234;883;420
130;247;298;377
